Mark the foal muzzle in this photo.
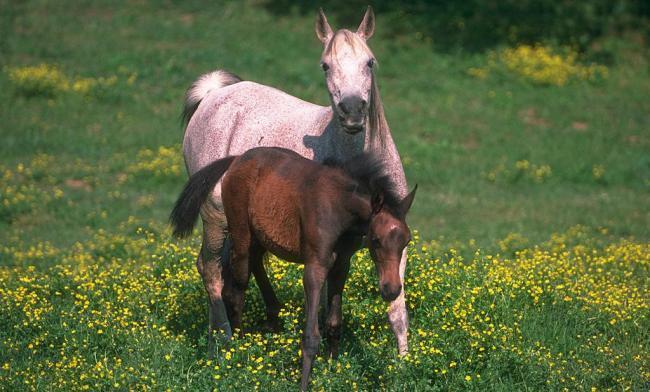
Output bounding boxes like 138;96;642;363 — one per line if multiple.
380;283;402;302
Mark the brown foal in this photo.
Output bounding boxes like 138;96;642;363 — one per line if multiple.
170;147;416;390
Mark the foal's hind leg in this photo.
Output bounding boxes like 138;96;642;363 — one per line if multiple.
196;203;232;354
222;227;257;335
251;254;282;332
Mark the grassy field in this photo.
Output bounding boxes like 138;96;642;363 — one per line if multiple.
1;1;648;390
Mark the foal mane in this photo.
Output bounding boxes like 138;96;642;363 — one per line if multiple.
324;153;401;210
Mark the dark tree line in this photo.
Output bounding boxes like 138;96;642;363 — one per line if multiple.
264;0;650;52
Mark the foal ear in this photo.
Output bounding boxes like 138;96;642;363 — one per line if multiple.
356;6;375;40
371;190;384;214
316;8;334;44
398;184;418;216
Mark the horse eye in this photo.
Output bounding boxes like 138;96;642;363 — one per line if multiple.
321;62;330;72
371;238;381;248
367;59;375;68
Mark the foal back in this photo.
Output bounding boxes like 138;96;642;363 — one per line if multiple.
222;147;333;263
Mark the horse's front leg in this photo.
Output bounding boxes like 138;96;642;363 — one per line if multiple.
325;237;358;358
300;262;327;391
325;257;350;359
387;247;409;355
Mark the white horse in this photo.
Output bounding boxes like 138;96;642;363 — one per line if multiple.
182;7;410;355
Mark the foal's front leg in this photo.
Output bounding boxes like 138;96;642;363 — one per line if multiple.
325;239;357;358
300;262;327;391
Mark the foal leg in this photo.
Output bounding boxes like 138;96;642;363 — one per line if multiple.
325;238;358;358
387;248;409;355
301;262;327;391
325;257;350;359
196;204;232;355
251;254;282;332
222;229;254;335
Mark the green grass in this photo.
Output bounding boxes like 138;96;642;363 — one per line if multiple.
1;1;648;249
0;1;648;390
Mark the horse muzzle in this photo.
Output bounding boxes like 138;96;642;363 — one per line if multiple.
338;116;365;134
337;95;367;135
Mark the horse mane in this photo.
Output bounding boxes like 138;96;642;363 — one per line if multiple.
369;73;388;148
324;153;401;210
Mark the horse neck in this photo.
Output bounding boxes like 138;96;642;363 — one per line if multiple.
365;77;409;197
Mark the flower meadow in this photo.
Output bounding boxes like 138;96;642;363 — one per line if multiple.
1;213;648;391
0;133;648;391
1;31;647;389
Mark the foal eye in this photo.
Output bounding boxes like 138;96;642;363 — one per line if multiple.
321;62;330;72
367;59;375;68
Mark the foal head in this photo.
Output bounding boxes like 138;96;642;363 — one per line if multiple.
368;185;417;302
316;7;376;135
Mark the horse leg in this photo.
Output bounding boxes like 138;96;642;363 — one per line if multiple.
324;260;351;359
324;237;358;359
387;248;409;355
301;262;327;391
222;227;254;336
250;254;282;332
197;204;232;355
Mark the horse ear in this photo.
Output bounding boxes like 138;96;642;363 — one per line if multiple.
398;184;417;216
356;6;375;40
371;190;384;214
316;8;333;44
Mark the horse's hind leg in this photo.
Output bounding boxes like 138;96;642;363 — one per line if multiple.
196;203;232;354
251;253;282;332
222;225;257;335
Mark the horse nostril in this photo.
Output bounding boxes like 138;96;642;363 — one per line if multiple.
338;101;350;114
360;99;367;108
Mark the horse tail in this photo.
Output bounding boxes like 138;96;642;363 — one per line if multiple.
181;69;242;127
170;156;238;238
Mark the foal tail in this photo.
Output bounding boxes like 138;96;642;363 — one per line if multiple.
170;156;238;238
182;69;242;126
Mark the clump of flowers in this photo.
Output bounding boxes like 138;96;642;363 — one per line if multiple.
468;45;608;86
5;63;120;98
0;157;64;222
127;145;183;180
484;159;552;184
6;64;69;97
592;164;606;182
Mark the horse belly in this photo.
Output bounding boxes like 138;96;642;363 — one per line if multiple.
249;185;302;263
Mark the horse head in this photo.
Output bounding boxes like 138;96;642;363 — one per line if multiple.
368;185;417;301
316;7;377;135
